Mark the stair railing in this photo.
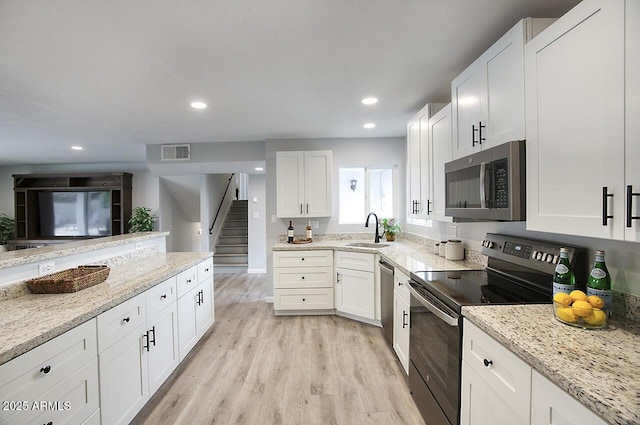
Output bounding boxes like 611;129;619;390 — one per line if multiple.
209;173;235;235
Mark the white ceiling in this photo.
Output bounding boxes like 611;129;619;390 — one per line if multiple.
0;0;580;165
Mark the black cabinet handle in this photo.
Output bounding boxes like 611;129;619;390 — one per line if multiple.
426;199;432;215
40;365;51;374
306;204;309;214
186;279;192;283
627;185;639;227
472;124;479;146
602;187;614;225
143;331;150;352
301;276;305;280
336;272;341;284
122;317;130;323
45;422;53;425
402;311;408;328
149;326;156;347
483;359;493;367
161;294;167;300
302;298;306;302
478;121;486;144
300;203;303;214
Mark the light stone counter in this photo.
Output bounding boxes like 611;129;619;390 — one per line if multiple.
272;238;485;276
463;304;640;425
0;251;211;366
0;232;170;270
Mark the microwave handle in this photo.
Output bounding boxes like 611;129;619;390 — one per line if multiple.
480;162;487;209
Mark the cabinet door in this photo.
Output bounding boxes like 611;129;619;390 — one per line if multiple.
481;19;526;147
276;151;304;217
525;0;625;240
626;0;640;242
407;116;422;217
147;303;179;395
452;60;483;159
195;280;214;337
392;290;410;374
304;150;332;217
531;370;608;425
429;103;453;221
460;361;527;425
177;289;198;361
335;268;375;320
99;323;148;425
419;112;432;218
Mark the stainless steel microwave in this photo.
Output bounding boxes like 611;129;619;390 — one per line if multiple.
444;140;525;221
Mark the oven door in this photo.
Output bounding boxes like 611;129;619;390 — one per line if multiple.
408;283;461;425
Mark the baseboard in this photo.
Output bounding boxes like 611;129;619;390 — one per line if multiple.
248;268;267;274
265;296;274;303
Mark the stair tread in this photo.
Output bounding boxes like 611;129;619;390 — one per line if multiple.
214;253;249;257
215;244;248;247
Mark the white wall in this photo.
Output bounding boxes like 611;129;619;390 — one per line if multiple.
248;174;266;273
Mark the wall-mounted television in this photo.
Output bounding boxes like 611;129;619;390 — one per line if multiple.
38;191;112;237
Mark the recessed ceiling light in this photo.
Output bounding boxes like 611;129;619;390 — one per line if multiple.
255;167;264;171
363;123;376;129
361;97;378;105
71;146;83;151
190;101;207;109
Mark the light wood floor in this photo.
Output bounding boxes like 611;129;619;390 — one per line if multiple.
131;273;426;425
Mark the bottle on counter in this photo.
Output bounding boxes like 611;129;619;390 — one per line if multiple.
587;250;612;315
552;247;575;297
306;222;313;240
287;220;294;243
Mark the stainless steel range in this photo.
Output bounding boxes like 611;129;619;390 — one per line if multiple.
406;233;586;425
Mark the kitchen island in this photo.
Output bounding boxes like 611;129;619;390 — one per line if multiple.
463;304;640;425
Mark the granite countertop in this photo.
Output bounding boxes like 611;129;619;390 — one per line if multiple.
0;251;210;366
0;232;170;270
272;238;485;276
463;304;640;425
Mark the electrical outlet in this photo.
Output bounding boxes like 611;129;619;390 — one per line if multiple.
38;261;55;275
448;224;458;238
271;215;277;223
309;220;319;229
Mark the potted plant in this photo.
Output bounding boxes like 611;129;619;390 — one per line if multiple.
382;218;401;241
0;214;16;252
128;207;157;233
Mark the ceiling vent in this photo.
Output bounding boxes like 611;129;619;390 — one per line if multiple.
161;144;191;161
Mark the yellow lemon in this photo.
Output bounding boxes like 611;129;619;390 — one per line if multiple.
587;295;605;309
556;306;578;323
572;300;593;317
584;309;607;326
569;290;588;303
553;292;572;306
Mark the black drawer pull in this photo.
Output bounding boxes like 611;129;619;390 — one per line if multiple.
122;317;130;323
483;359;493;367
161;294;167;299
302;298;306;302
602;186;614;225
40;365;51;374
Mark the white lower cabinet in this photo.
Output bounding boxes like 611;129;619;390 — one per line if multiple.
335;251;375;321
392;269;410;374
531;371;607;425
177;263;215;361
147;303;179;394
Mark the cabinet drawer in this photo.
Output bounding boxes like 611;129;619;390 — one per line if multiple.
197;257;214;283
273;267;334;289
0;319;97;425
335;251;374;272
462;319;531;423
176;266;197;299
394;269;411;305
274;288;334;310
97;293;146;353
146;276;177;318
273;250;333;268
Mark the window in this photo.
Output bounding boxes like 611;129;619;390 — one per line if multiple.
339;166;397;224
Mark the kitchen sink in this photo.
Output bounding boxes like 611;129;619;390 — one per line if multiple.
345;242;389;248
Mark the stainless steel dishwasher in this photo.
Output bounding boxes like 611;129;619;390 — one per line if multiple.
379;259;394;348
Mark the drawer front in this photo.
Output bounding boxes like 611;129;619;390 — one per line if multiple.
176;266;198;299
273;250;333;268
197;257;214;283
97;293;146;353
335;251;374;272
146;276;177;319
0;320;97;425
274;288;334;310
273;267;334;289
462;319;531;422
394;269;411;305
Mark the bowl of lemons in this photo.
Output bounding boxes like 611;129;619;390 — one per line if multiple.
553;290;607;329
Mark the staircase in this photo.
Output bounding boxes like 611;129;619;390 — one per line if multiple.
213;200;248;272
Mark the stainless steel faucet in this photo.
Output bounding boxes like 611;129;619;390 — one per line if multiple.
365;212;381;243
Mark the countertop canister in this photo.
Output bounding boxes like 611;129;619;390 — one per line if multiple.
438;241;448;257
445;239;464;261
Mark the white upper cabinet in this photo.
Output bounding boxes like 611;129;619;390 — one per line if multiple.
525;0;627;241
428;104;454;221
452;18;553;159
625;0;640;242
276;150;332;218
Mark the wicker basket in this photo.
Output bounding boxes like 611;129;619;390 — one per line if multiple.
26;265;110;294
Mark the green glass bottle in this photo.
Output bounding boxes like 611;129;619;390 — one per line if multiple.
587;250;612;315
552;248;575;297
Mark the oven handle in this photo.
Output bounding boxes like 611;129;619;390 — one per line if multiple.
407;285;459;327
480;162;487;209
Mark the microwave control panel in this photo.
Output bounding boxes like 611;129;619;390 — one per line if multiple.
493;160;508;208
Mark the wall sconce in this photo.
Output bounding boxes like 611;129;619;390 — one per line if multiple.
350;179;358;192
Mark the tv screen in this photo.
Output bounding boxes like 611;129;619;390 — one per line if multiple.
39;191;112;237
